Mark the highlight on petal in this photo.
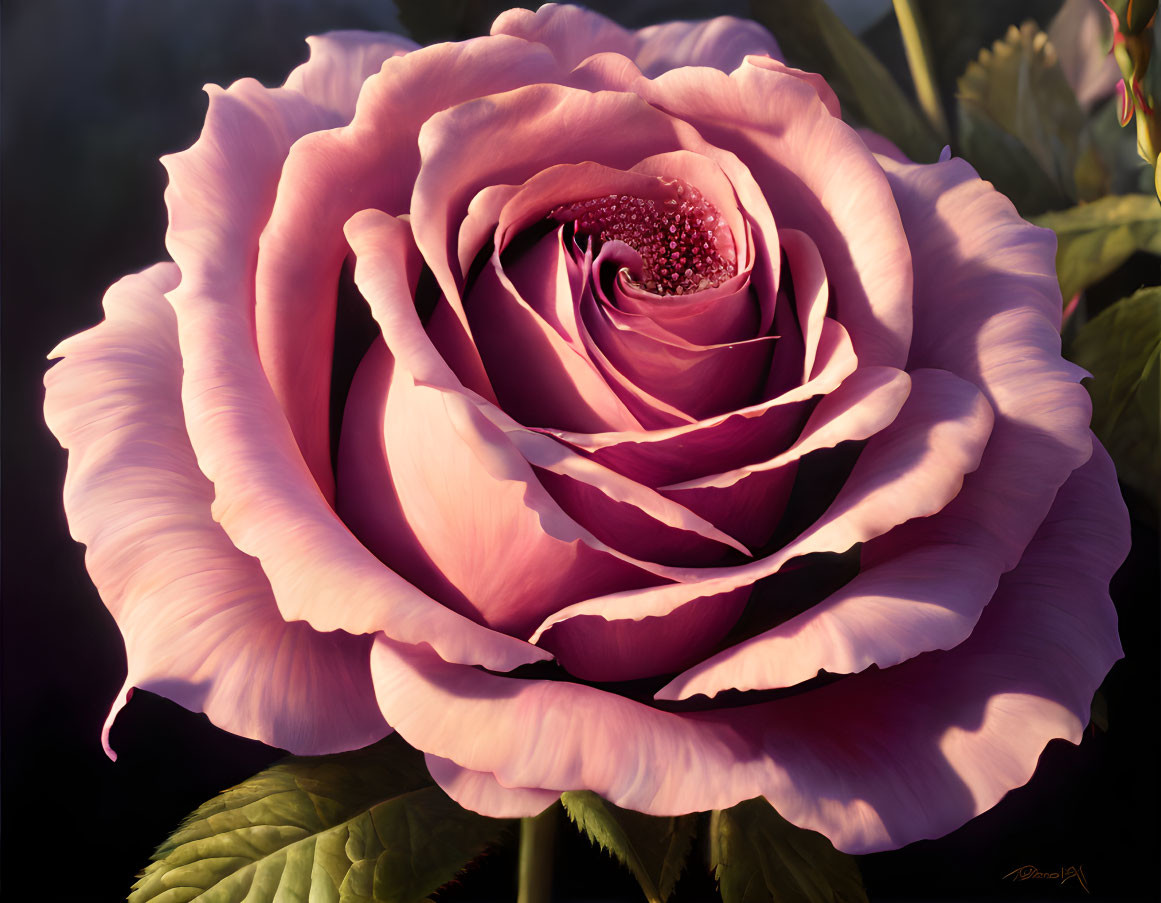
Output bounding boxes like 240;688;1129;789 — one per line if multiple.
642;57;914;369
371;447;1125;853
425;754;560;818
636;18;783;77
345;208;703;640
163;80;547;671
491;3;639;70
44;264;388;757
283;30;418;120
256;36;562;499
870;155;1093;576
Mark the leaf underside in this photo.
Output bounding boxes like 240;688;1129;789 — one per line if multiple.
710;798;868;903
560;790;697;903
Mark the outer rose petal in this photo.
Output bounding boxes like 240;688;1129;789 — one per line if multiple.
491;4;640;70
425;755;560;817
164;75;546;671
371;448;1125;853
256;36;563;495
43;265;388;756
664;153;1100;699
493;4;782;76
635;18;783;77
282;30;417;120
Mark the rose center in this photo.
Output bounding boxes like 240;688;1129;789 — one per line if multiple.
551;179;737;296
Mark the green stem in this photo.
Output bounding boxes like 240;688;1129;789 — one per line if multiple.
517;805;558;903
892;0;949;141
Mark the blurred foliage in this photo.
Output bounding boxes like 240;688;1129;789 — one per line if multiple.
1033;194;1161;300
1069;285;1161;507
908;0;1064;119
957;22;1096;214
129;734;509;902
1104;0;1161;198
750;0;943;161
710;799;868;903
561;791;697;903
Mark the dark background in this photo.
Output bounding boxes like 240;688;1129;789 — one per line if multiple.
2;1;1158;900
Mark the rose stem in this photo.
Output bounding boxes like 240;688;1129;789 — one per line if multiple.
517;804;558;903
892;0;950;142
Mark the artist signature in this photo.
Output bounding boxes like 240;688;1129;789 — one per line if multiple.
1003;864;1090;894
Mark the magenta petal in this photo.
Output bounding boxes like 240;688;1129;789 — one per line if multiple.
529;368;992;637
425;754;560;818
44;265;388;756
635;18;783;76
545;317;857;488
536;587;751;682
642;58;914;368
660;365;910;547
345;209;679;638
469;232;640;432
371;448;1124;852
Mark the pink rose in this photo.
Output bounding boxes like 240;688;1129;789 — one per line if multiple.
44;4;1127;853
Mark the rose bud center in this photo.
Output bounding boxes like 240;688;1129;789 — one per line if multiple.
551;179;737;296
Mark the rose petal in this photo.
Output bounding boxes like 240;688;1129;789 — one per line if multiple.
543;317;857;488
255;37;562;495
536;586;752;682
563;51;910;369
468;229;642;432
658;365;909;548
283;30;417;120
425;755;560;817
862;158;1094;599
164;78;547;671
491;3;639;70
528;368;993;640
371;447;1125;853
635;18;783;77
44;265;388;757
345;209;697;638
343;212;748;570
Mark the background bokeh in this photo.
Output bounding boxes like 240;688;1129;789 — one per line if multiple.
2;1;1157;900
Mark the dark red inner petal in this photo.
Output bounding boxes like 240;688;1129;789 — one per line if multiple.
550;179;737;296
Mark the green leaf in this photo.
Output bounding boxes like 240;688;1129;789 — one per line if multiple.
914;0;1064;111
129;735;510;903
748;0;943;162
560;791;696;903
956;21;1090;214
709;798;868;903
1033;194;1161;301
1069;285;1161;503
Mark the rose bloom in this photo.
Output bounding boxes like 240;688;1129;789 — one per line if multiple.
45;4;1127;853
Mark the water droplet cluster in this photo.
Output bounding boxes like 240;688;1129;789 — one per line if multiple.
550;179;737;296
